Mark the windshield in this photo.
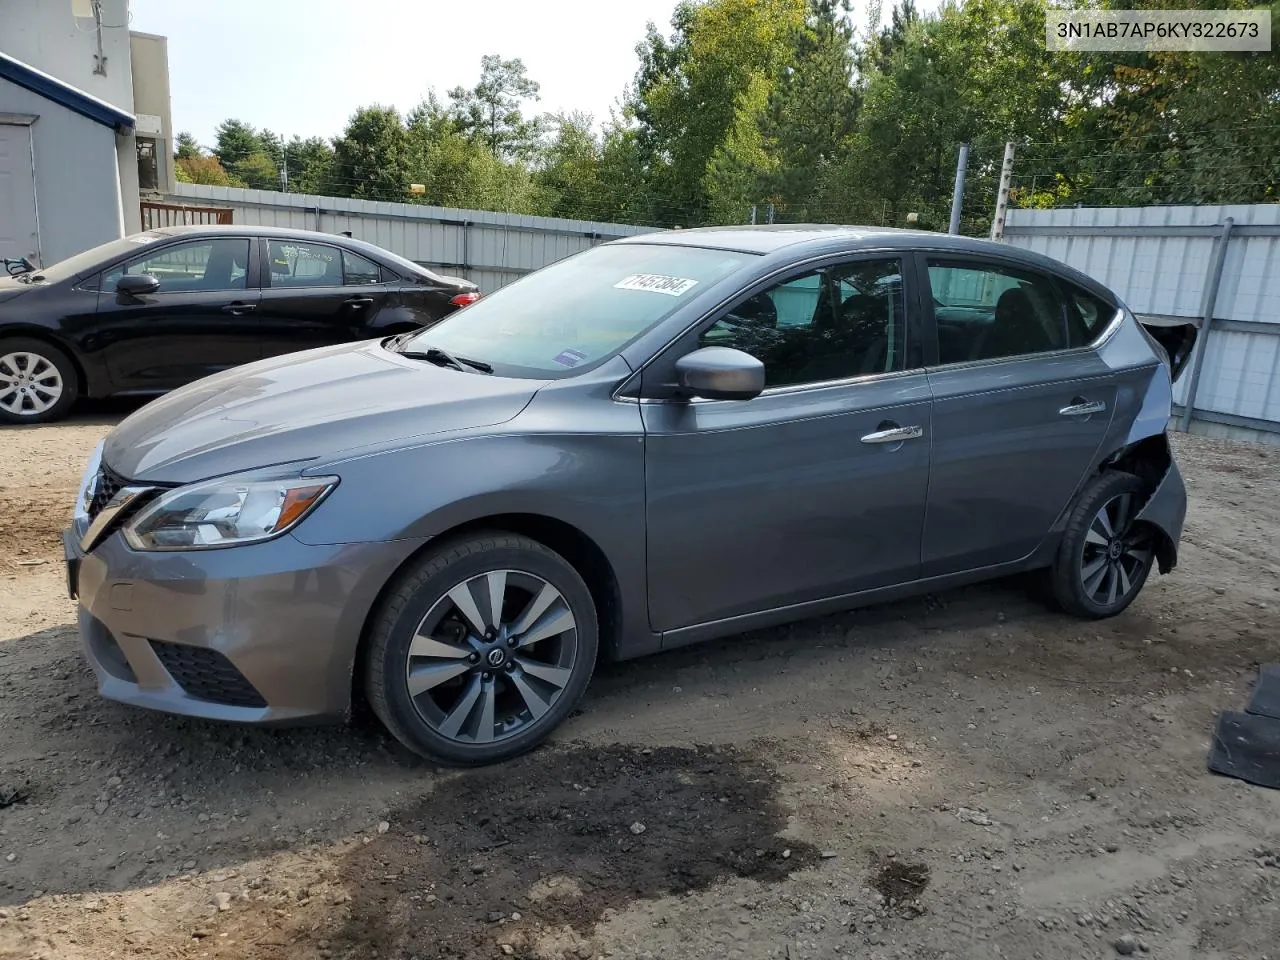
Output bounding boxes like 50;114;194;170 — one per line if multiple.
27;232;169;283
401;243;756;377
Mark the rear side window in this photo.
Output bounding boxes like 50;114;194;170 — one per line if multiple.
342;250;382;285
1062;283;1116;347
927;261;1069;364
267;240;342;288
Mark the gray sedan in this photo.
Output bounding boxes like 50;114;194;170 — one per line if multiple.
63;226;1196;765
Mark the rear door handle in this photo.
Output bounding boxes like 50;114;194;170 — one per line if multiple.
1059;399;1106;417
861;425;924;444
345;297;375;307
221;302;256;315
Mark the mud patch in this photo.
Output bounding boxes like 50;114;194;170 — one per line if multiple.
316;743;817;959
870;854;930;915
0;490;70;560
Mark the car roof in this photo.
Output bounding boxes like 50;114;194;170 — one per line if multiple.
146;224;450;281
611;224;1117;302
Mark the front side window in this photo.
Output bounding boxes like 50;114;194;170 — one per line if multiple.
103;238;250;292
267;240;342;288
928;261;1069;364
342;250;382;285
401;243;756;378
699;258;907;388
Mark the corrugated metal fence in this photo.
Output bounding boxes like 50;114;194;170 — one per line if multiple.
1003;204;1280;445
166;183;657;293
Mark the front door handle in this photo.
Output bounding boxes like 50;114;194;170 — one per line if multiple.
344;297;375;307
221;302;256;315
861;425;924;444
1059;399;1106;417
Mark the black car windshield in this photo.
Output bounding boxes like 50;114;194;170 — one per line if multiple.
400;243;756;377
28;232;169;283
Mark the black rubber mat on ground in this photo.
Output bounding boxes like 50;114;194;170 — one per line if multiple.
1245;663;1280;721
1208;665;1280;789
1208;711;1280;789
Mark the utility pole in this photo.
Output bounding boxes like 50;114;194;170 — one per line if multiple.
948;143;969;234
989;141;1016;241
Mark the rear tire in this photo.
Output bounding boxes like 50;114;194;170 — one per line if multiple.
363;532;598;766
0;337;79;424
1050;471;1155;619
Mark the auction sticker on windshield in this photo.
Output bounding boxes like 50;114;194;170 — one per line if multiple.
614;274;699;296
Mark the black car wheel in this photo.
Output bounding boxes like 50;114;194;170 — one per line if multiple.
1050;471;1155;619
0;338;79;425
364;532;598;765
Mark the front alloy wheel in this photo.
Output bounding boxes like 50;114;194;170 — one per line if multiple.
365;533;598;765
0;339;79;424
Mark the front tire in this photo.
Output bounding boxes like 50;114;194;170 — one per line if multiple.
0;338;79;424
1050;471;1155;619
364;532;598;765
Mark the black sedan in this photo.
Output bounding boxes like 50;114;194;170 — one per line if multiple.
0;225;481;423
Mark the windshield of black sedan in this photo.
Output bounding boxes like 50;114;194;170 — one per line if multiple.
401;243;755;376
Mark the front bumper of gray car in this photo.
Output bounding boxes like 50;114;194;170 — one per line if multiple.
64;525;425;725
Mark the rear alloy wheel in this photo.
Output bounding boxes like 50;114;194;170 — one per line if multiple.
365;533;597;765
1051;471;1155;619
0;339;78;424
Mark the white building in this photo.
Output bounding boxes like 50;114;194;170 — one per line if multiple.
0;0;174;265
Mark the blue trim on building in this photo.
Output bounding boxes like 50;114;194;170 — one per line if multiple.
0;52;135;131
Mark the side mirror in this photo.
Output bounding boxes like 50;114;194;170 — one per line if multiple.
675;346;765;401
116;273;160;297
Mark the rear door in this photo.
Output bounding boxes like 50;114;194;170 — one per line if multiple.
920;254;1118;576
94;236;261;391
253;238;393;358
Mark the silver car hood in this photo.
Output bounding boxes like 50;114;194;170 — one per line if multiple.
102;340;541;484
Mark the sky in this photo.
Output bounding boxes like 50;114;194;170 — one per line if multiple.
128;0;939;150
128;0;684;147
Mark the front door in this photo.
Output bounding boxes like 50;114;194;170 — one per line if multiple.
94;236;261;391
920;255;1117;576
254;238;392;358
0;123;39;263
642;256;932;632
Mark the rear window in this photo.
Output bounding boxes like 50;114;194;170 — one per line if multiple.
402;243;756;378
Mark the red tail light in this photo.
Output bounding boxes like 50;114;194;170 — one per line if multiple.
450;291;481;307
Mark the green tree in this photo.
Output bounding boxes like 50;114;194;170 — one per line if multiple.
175;154;243;187
174;131;202;160
534;112;607;220
629;0;808;225
330;106;412;200
448;55;544;160
282;136;335;194
755;0;860;217
212;119;263;169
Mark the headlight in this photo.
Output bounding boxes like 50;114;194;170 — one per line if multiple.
122;474;338;551
74;439;105;524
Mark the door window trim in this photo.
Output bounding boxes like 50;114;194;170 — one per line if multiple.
93;235;260;295
915;252;1123;374
623;249;925;404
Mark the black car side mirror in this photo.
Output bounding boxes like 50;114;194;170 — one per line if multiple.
675;346;765;401
116;273;160;297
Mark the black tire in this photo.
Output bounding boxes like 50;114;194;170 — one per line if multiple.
0;337;79;425
364;532;598;766
1050;471;1155;619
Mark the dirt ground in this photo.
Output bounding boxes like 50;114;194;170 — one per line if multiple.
1;404;1279;960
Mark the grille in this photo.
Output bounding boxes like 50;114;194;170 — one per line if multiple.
88;463;128;519
149;640;268;708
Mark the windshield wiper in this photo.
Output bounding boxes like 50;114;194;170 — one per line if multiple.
398;345;493;374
